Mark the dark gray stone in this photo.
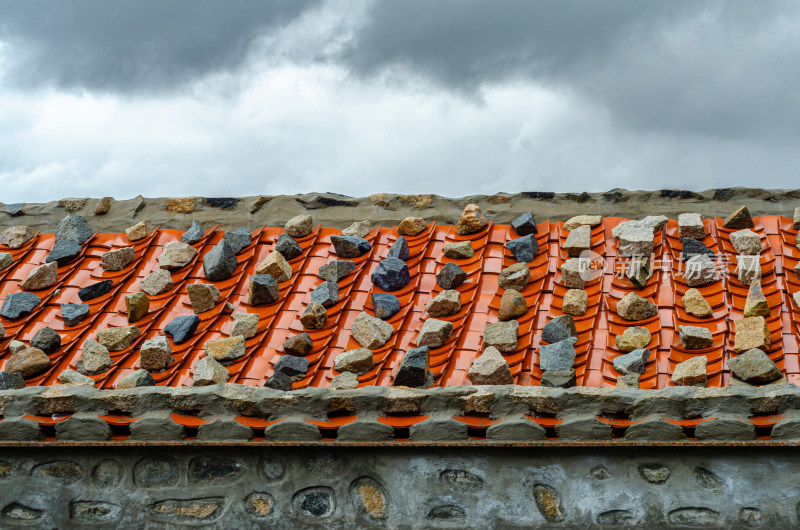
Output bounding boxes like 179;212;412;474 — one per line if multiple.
46;240;82;265
134;456;179;487
511;211;538;236
372;293;400;320
55;414;111;441
264;372;294;391
294;487;334;518
681;237;715;261
0;372;24;390
0;292;41;319
249;274;280;305
189;456;242;483
427;505;466;520
164;314;200;344
31;327;61;354
78;280;113;301
311;281;338;308
275;233;303;260
393;346;429;387
319;260;355;282
206;197;238;209
613;348;651;375
541;369;577;388
437;262;467;289
283;333;313;356
223;227;251;253
55;214;93;244
180;220;204;244
264;418;321;441
539;338;577;371
203;239;238;281
61;304;90;327
371;258;410;292
506;234;539;263
274;355;309;377
330;236;371;258
387;236;409;260
541;315;578;344
597;510;636;526
92;459;122;488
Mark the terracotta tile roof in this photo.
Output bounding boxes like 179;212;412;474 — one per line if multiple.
0;214;797;390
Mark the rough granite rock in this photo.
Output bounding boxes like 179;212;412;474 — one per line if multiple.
734;316;771;353
342;220;371;238
351;311;394;349
283;333;313;356
285;214;313;238
678;213;705;240
681;237;715;262
0;292;41;319
310;281;338;308
275;233;303;261
6;347;49;377
101;246;135;271
417;318;453;348
372;293;400;320
223;227;252;253
626;256;651;289
387;236;409;261
139;336;172;371
78;280;113;301
442;241;474;259
79;339;113;374
373;258;410;292
192;356;229;386
393;346;430;387
274;355;310;377
300;302;327;329
165;197;196;213
0;371;24;389
483;320;519;352
331;371;359;390
256;251;293;283
330;236;371;258
539;337;578;371
334;348;374;374
157;241;197;270
116;369;155;389
318;260;355;283
511;212;537;236
737;254;762;286
456;204;488;235
617;223;655;257
125;292;150;323
468;346;513;385
437;262;467;289
724;205;754;229
506;234;539;263
565;225;591;257
230;312;259;339
730;229;761;255
164;315;200;344
55;214;93;245
616;292;657;321
398;217;427;236
180;220;205;244
678;326;714;350
21;261;58;290
0;225;35;248
613;348;651;375
728;348;782;384
187;283;221;313
140;269;173;296
264;371;293;391
682;288;713;318
59;369;95;386
616;373;641;389
61;303;90;327
615;326;651;352
541;315;577;344
685;254;719;287
671;356;708;387
125;221;148;242
0;252;11;270
744;280;770;317
96;325;140;352
31;327;61;354
563;215;602;231
426;289;461;317
46;240;81;265
561;258;588;289
248;274;280;305
499;262;530;291
203;239;238;281
612;216;668;238
541;369;577;388
562;289;588;316
205;336;247;362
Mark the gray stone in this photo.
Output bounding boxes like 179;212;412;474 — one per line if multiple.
334;348;374;373
58;369;95;385
409;417;468;441
101;246;135;271
140;269;173;296
319;260;355;282
6;347;49;377
561;258;588;288
498;262;530;291
275;233;303;260
417;318;453;348
394;346;430;387
505;234;539;262
164;314;200;344
248;274;280;305
46;240;81;265
285;214;313;238
616;292;657;321
264;418;321;441
443;241;474;259
203;239;238;281
78;280;113;301
55;413;111;441
331;235;371;258
616;373;641;389
31;327;61;354
55;214;93;244
681;237;715;261
771;414;800;440
0;416;42;440
230;312;259;339
180;220;204;244
352;311;394;349
565;224;591;257
437;262;467;289
192;356;229;385
337;419;395;440
679;325;714;350
0;225;34;248
264;372;293;391
511;211;538;236
372;292;400;320
486;418;546;440
483;320;519;352
678;212;704;239
21;261;58;290
116;369;155;388
1;292;41;319
625;416;687;440
539;338;577;371
371;258;410;291
468;346;513;385
728;348;782;384
387;236;409;260
0;372;24;390
158;241;197;270
426;289;461;317
96;325;139;351
283;333;313;356
331;372;359;390
639;463;671;484
541;369;577;388
310;280;338;308
140;336;172;371
542;315;578;344
274;355;310;377
223;227;251;253
695;415;756;441
613;348;651;375
130;413;185;440
730;229;761;255
79;339;113;374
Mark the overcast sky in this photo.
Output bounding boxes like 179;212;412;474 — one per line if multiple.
1;1;799;202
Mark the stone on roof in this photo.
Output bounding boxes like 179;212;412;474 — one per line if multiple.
248;275;280;305
1;292;41;319
275;233;303;260
285;214;313;238
417;318;453;349
61;303;90;327
736;254;761;285
372;293;400;320
96;325;139;352
203;239;238;281
678;326;713;350
31;327;61;354
561;258;587;289
562;289;587;316
46;240;81;265
205;336;246;362
187;283;221;313
613;348;650;375
256;251;293;283
617;224;654;257
283;333;313;356
223;227;252;253
506;234;539;263
0;225;34;248
79;339;113;374
387;236;409;261
730;229;761;255
158;241;197;270
300;302;327;329
498;289;527;321
318;260;355;283
565;225;591;257
483;320;519;353
542;315;577;344
342;220;370;238
671;356;707;387
55;214;93;245
540;337;577;371
371;258;410;292
616;326;651;352
59;369;95;386
125;221;148;242
164;315;200;344
78;280;113;301
563;215;601;231
351;312;394;350
499;262;530;291
140;269;173;296
310;281;338;308
393;346;430;387
677;213;704;240
541;369;576;388
426;289;461;318
117;369;155;389
334;348;374;374
230;312;259;339
193;356;229;386
180;220;204;244
330;236;371;258
468;347;513;385
140;336;172;371
398;217;427;236
744;280;770;318
125;292;149;323
21;261;58;290
6;347;49;377
723;206;754;229
681;238;714;262
511;212;537;236
734;317;770;353
456;204;488;235
616;293;657;321
626;256;651;289
437;262;467;289
682;288;712;318
728;348;782;384
685;254;718;287
442;241;474;259
101;246;135;271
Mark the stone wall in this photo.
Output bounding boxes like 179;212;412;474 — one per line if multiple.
0;445;797;527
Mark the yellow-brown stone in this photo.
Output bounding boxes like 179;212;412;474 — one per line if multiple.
359;484;385;519
397;217;428;236
165;197;197;213
682;288;712;318
734;316;771;353
398;194;432;208
456;204;488;235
